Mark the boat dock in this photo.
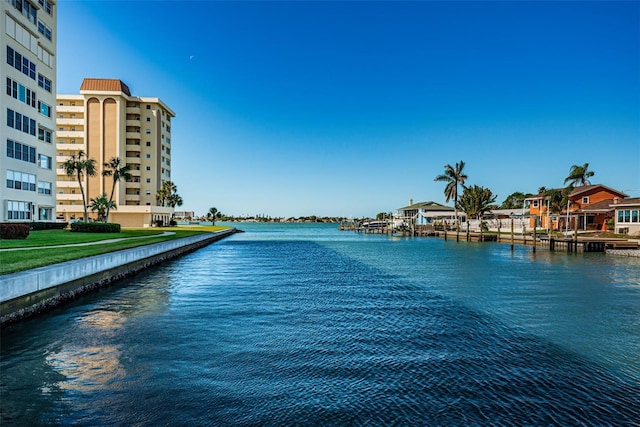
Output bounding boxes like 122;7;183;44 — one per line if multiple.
338;221;639;253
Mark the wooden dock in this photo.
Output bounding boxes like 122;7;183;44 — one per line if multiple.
338;222;639;253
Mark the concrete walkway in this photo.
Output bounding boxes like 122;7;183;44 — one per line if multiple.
0;231;176;251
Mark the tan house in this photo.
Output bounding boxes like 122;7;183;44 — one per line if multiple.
56;78;175;227
613;197;640;236
525;184;628;231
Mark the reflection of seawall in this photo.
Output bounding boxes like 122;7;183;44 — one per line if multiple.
0;229;236;325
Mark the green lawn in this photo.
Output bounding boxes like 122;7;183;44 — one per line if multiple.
0;226;231;275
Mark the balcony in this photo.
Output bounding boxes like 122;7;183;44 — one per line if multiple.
57;194;83;201
57;143;85;151
56;181;79;188
126;131;140;139
125;194;140;202
126;119;140;127
126;182;141;190
57;130;85;138
128;169;141;177
57;106;84;113
57;118;84;126
126;106;141;115
126;156;141;165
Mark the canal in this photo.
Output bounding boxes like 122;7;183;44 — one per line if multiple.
2;223;639;425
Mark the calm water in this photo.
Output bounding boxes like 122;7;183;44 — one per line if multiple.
2;223;640;426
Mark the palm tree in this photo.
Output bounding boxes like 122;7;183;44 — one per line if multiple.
62;150;96;222
458;185;497;220
207;207;219;225
156;180;178;207
564;163;594;187
89;193;116;222
434;161;468;237
102;157;132;222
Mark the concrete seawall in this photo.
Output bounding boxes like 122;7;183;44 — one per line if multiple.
0;228;236;325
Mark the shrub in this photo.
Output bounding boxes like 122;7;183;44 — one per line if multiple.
70;222;121;233
169;220;177;226
30;221;68;230
0;223;30;239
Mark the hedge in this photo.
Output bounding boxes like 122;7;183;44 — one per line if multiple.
0;223;30;239
31;221;68;230
70;222;121;233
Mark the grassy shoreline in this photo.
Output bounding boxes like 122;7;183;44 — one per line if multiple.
0;226;230;275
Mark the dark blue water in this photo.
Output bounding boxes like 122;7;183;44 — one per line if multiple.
2;223;640;425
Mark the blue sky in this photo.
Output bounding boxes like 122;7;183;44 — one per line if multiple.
57;1;640;218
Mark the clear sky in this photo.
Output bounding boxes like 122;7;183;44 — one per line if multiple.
56;1;640;218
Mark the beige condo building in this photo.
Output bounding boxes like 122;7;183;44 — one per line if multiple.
56;78;175;227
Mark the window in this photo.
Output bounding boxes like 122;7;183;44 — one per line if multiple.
6;140;36;164
6;200;32;220
37;20;52;40
7;0;37;24
6;170;36;192
38;0;53;15
7;46;37;80
146;191;151;195
146;141;151;147
38;74;52;92
38;181;52;195
5;78;37;109
146;117;151;122
39;207;52;220
146;105;151;110
6;109;36;135
146;178;151;183
38;154;52;169
582;196;589;204
146;129;151;134
618;209;640;223
38;127;52;143
146;166;151;171
38;101;51;117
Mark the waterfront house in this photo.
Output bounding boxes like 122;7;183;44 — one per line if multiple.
525;184;628;231
395;200;464;227
612;197;640;235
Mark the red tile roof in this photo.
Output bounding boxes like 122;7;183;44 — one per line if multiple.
80;78;131;96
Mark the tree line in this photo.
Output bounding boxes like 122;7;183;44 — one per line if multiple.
432;160;596;225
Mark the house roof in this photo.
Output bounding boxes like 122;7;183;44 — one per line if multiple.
526;184;628;200
569;184;627;198
575;199;615;213
613;197;640;208
397;201;453;211
80;78;131;96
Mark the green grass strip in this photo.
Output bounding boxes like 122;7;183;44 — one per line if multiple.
0;226;231;275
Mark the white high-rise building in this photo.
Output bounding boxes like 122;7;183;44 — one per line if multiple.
1;0;57;222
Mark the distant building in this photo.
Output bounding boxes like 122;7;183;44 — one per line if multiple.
56;78;175;227
1;0;57;221
173;210;195;219
396;200;462;226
